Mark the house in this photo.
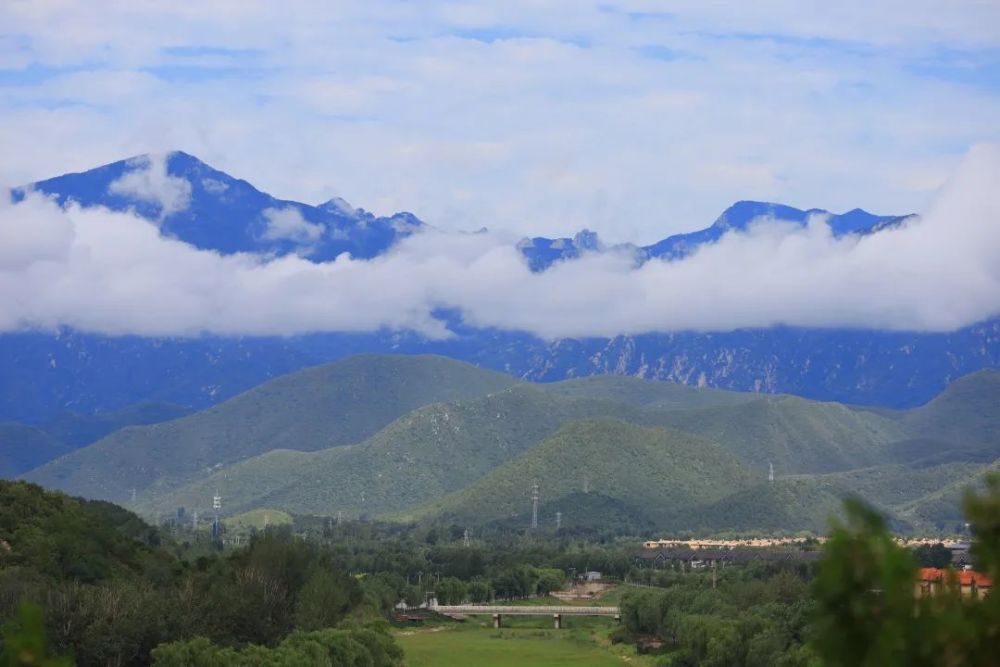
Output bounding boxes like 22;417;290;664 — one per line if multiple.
916;567;992;599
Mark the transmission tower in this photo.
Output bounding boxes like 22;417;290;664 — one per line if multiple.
769;462;774;482
463;528;471;547
336;510;343;525
583;474;589;494
531;483;539;529
212;491;222;538
555;511;562;530
192;510;198;531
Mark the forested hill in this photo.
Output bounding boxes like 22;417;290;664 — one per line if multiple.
0;480;401;666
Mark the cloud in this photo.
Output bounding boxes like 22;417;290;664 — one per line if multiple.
0;144;997;339
2;1;1000;243
108;154;192;218
261;206;324;244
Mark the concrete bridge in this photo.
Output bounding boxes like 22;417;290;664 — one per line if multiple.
430;604;621;629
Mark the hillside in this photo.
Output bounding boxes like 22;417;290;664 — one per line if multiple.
0;423;71;478
137;385;654;518
398;418;756;526
24;355;518;504
0;480;166;583
0;402;192;478
900;369;1000;456
644;395;906;473
542;375;758;410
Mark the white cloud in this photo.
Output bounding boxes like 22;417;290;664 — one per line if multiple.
0;144;997;339
261;206;324;244
107;153;192;219
1;2;999;243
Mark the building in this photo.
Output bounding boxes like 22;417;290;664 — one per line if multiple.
916;568;992;599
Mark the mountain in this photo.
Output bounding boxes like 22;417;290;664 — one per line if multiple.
900;369;1000;455
521;201;914;270
0;423;69;478
20;355;999;535
133;383;681;518
0;402;191;477
131;365;912;523
398;418;757;526
2;152;996;426
645;395;906;473
23;355;518;503
20;151;423;261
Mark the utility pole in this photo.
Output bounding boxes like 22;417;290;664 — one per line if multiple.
531;483;539;530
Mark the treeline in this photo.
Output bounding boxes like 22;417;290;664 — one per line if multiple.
0;481;401;666
619;565;816;666
618;475;1000;666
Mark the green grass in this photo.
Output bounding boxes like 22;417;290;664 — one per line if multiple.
395;624;652;667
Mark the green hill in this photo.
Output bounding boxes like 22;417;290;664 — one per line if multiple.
0;402;191;478
900;369;1000;456
398;418;756;526
138;385;654;518
644;395;906;473
25;355;518;504
543;375;758;410
0;480;165;583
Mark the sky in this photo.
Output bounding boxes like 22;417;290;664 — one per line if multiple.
1;143;998;338
2;1;1000;242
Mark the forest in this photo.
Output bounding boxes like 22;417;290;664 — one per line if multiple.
1;477;998;666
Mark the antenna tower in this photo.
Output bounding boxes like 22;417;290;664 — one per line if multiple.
531;483;539;529
555;511;562;530
769;463;774;482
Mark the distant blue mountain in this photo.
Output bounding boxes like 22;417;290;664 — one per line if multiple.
2;152;994;424
19;151;423;261
522;201;914;270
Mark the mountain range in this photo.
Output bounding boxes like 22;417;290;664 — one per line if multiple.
18;354;1000;535
1;151;996;427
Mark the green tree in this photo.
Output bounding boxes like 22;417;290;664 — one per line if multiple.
0;602;72;667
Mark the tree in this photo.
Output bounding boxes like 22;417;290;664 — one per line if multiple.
0;602;72;667
813;476;1000;667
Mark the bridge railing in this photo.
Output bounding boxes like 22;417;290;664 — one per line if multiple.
429;604;619;616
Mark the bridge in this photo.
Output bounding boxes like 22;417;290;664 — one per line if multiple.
429;604;621;629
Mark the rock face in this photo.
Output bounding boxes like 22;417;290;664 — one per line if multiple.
2;153;996;422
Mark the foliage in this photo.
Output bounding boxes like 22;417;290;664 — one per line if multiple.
151;624;403;666
620;564;816;666
0;602;72;667
812;476;1000;666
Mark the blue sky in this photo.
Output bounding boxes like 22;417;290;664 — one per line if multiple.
1;1;999;242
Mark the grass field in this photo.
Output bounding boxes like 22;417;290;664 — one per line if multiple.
395;622;653;667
